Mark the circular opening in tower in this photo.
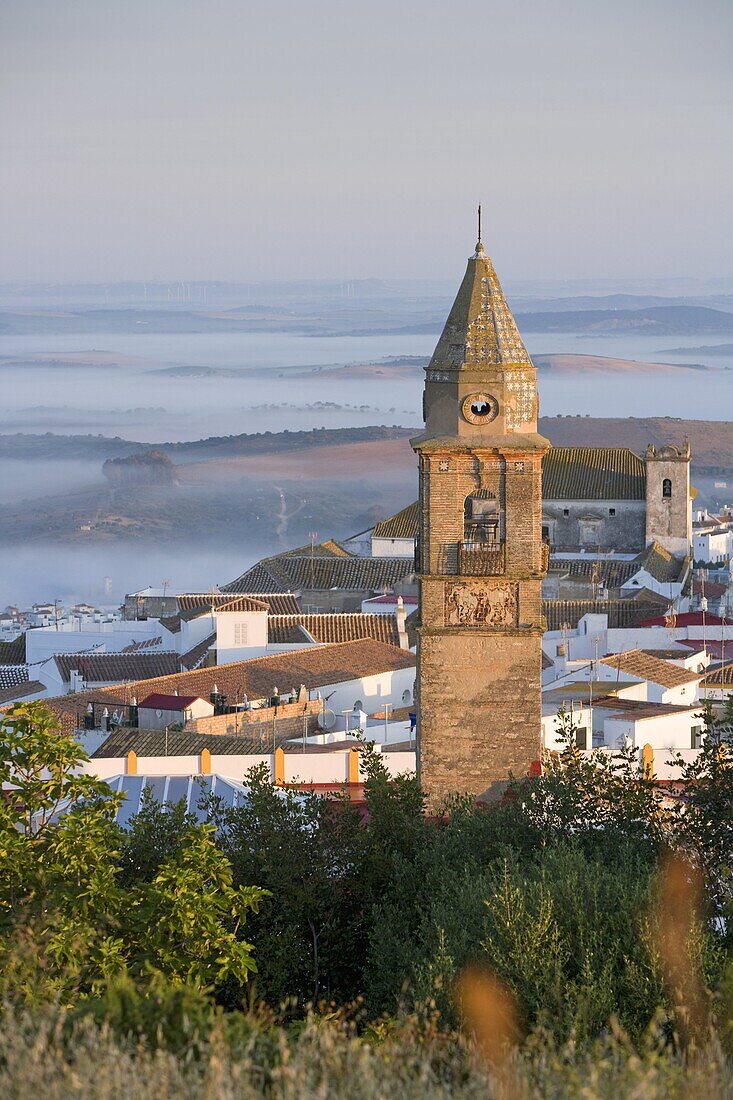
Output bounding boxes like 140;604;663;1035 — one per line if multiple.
462;392;499;425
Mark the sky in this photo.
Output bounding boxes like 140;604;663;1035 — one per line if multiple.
0;0;731;285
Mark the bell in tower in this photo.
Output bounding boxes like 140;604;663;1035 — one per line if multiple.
411;218;550;808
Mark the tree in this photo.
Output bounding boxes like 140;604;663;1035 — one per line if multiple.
0;702;265;1004
209;764;367;1007
668;698;733;922
507;708;665;850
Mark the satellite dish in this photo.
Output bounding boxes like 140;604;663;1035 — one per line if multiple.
317;708;336;731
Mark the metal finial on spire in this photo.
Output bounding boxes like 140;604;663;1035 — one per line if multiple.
474;204;485;257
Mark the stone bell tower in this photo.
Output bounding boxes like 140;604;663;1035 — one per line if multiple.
644;443;692;558
411;227;550;808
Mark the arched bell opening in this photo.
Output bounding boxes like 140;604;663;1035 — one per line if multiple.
463;490;504;548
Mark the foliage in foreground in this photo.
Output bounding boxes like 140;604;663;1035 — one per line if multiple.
0;700;732;1065
0;703;266;1002
0;1002;732;1100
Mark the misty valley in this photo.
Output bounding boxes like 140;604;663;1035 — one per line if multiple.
2;285;733;606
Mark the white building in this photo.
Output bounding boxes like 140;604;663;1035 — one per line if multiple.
693;514;733;565
137;692;215;730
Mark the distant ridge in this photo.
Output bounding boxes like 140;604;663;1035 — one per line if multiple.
516;305;733;336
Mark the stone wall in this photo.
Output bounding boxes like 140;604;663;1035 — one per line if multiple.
417;627;543;807
418;449;545;577
185;698;322;740
542;499;646;552
416;443;546;809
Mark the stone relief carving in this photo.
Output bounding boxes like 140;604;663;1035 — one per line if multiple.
445;581;518;627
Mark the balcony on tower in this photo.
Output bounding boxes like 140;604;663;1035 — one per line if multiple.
459;539;506;575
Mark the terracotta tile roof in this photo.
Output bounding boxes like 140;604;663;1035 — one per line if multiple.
542;594;670;631
542;447;646;500
179;632;216;671
280;539;352;559
702;662;733;687
120;637;163;653
543;681;639;705
267;619;312;644
221;562;288;593
159;614;183;633
639;648;694;660
0;665;29;691
555;545;687;591
268;613;401;647
41;640;416;736
556;557;641;587
372;502;420;540
638;610;724;628
692;579;728;599
600;649;701;688
222;555;415;595
0;634;26;665
246;593;302;614
161;592;281;633
178;593;268;620
0;679;45;704
91;730;264;756
634;543;688;585
176;593;225;611
53;651;180;684
593;698;700;719
92;728;264;758
364;595;419;607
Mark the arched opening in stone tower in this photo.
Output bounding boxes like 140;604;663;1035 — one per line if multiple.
463;490;503;547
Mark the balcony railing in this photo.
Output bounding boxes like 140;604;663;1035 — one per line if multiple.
459;540;506;576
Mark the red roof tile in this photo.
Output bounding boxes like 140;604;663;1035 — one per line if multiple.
638;611;724;628
138;693;205;710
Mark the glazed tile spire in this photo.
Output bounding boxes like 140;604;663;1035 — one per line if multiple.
428;240;532;372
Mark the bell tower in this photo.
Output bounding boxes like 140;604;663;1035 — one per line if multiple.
411;225;550;808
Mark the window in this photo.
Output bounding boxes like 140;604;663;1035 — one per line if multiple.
233;622;248;645
575;726;587;750
662;478;672;498
579;519;601;547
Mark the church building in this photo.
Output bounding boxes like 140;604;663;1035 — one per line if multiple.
410;232;549;807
